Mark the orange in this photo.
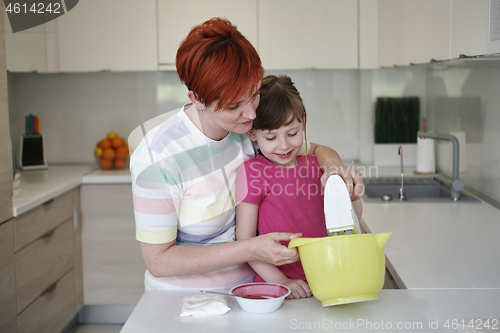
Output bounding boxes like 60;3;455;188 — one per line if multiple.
94;147;103;158
107;131;118;140
102;148;116;161
97;139;111;150
114;158;127;170
116;146;129;160
112;136;125;149
99;158;113;169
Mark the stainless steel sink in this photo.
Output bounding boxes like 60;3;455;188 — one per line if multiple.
362;177;480;203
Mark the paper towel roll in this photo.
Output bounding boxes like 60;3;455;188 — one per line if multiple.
416;137;435;173
449;131;466;172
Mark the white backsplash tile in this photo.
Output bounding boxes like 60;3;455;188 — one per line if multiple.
7;64;500;203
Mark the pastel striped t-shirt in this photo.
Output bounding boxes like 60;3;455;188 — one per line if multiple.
130;105;257;290
131;105;256;246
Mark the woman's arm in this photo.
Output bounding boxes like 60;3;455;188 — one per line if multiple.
308;142;365;201
353;198;362;220
140;231;300;278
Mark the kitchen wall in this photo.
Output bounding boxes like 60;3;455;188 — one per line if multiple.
8;72;159;164
426;61;500;203
7;62;500;204
8;70;361;164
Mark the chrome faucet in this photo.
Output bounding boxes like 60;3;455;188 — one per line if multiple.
417;131;464;201
398;146;406;201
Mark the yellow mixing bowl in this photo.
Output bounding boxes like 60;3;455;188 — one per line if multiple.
288;232;391;307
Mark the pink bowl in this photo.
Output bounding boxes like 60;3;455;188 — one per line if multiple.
230;283;290;313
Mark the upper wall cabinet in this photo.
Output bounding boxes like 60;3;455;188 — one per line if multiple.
5;0;157;72
450;0;488;59
56;0;157;72
4;14;58;73
379;0;451;67
378;0;490;67
258;0;358;70
5;0;494;72
157;0;258;70
489;0;500;54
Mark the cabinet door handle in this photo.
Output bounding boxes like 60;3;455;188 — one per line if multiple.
41;229;55;239
42;281;58;296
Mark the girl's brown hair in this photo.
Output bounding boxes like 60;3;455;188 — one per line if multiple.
176;18;264;112
253;75;306;131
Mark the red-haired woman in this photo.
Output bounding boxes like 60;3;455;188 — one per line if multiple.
131;18;363;291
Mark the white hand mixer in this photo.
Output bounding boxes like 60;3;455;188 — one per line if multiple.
324;175;361;236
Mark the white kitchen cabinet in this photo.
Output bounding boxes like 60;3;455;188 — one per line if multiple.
157;0;258;70
489;0;500;54
378;0;491;67
56;0;157;72
80;184;146;305
3;15;58;73
258;0;358;70
379;0;451;67
450;0;489;58
359;0;379;69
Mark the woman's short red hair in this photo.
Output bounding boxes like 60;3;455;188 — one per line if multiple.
176;17;264;112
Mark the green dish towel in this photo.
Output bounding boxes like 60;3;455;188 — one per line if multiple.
375;97;420;144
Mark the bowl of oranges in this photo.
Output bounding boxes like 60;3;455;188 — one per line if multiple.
94;131;130;170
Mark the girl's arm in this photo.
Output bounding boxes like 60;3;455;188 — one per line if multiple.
235;201;312;299
308;143;365;201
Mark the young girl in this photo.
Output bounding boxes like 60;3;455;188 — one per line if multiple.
235;75;362;299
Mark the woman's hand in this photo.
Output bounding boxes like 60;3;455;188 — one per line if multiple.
308;143;365;201
281;278;312;299
248;232;301;266
321;164;365;201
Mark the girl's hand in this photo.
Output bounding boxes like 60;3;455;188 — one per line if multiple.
249;232;301;266
282;278;312;299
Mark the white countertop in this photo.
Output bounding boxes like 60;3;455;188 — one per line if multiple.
121;290;500;333
12;164;500;330
360;180;500;289
12;164;96;216
81;168;131;184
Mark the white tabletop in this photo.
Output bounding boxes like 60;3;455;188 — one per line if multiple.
121;290;500;333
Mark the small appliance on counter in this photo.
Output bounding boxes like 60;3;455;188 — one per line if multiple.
18;114;47;171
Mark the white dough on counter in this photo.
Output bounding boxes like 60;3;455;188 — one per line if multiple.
179;294;230;317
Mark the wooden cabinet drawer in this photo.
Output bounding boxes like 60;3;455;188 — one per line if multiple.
14;190;74;252
15;220;74;313
0;220;17;333
18;269;76;333
81;184;146;305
